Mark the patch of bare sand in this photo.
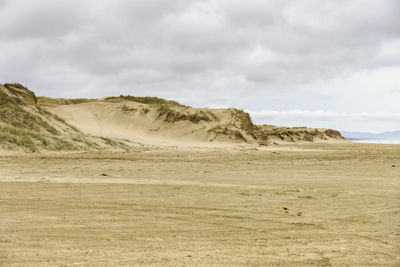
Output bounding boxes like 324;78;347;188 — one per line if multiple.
1;143;399;266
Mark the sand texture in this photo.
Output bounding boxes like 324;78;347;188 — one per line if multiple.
1;142;399;266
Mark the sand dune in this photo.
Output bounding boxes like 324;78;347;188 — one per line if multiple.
1;83;346;152
0;84;129;152
49;97;346;147
1;83;397;266
49;100;270;146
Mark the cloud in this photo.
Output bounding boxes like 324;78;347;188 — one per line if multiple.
248;109;400;132
0;0;399;131
249;110;400;122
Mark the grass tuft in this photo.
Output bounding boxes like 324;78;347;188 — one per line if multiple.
156;105;215;124
105;95;185;107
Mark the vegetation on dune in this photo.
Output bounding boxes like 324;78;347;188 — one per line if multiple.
4;83;38;105
100;137;129;150
0;124;48;152
105;95;185;107
0;124;80;152
1;84;130;152
228;109;268;143
36;105;75;127
156;105;217;124
37;96;95;107
38;94;186;108
121;105;150;114
1;82;345;151
258;125;345;142
208;126;246;142
0;123;129;153
0;89;59;134
4;83;29;90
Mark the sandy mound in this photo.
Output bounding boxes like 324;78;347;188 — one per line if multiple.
50;98;270;146
0;84;129;152
1;83;346;151
3;83;37;105
49;95;346;147
259;125;345;143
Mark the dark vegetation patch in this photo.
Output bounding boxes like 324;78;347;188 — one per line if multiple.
0;85;131;152
105;95;186;106
0;89;59;135
121;105;138;113
0;123;114;152
0;124;48;152
37;97;95;107
4;83;37;105
208;126;246;142
100;137;129;150
156;105;216;124
227;109;269;145
121;105;151;115
0;124;86;152
258;125;344;142
4;83;29;90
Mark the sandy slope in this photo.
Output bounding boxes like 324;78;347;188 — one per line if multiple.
1;142;399;266
1;83;346;152
49;101;264;147
50;101;191;146
49;101;345;148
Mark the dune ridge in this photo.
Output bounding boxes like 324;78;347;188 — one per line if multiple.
0;83;346;152
0;84;129;152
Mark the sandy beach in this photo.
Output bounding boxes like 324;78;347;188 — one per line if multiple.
1;142;399;266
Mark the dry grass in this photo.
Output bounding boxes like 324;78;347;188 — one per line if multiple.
156;105;215;124
37;96;95;107
3;83;38;105
0;89;59;134
0;124;91;152
100;137;129;149
1;88;131;152
259;125;344;142
0;123;127;152
229;109;268;144
38;95;186;108
208;125;246;142
105;95;185;106
0;124;47;152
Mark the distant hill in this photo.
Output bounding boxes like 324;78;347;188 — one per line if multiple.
341;131;400;140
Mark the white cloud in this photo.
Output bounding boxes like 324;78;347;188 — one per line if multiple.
248;110;400;132
249;110;400;121
0;0;399;131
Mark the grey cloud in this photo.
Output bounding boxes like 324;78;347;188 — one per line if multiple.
0;0;399;131
0;0;85;41
249;110;400;122
248;110;400;132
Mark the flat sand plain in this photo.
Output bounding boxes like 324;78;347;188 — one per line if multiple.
1;142;399;266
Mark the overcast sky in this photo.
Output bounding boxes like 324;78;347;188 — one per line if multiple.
1;0;399;132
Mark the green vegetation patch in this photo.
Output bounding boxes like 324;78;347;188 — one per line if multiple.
0;89;59;134
37;96;95;107
100;137;129;150
105;95;185;107
0;124;49;152
0;123;109;152
156;105;216;124
208;126;246;142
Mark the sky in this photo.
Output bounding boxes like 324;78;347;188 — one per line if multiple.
1;0;399;133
